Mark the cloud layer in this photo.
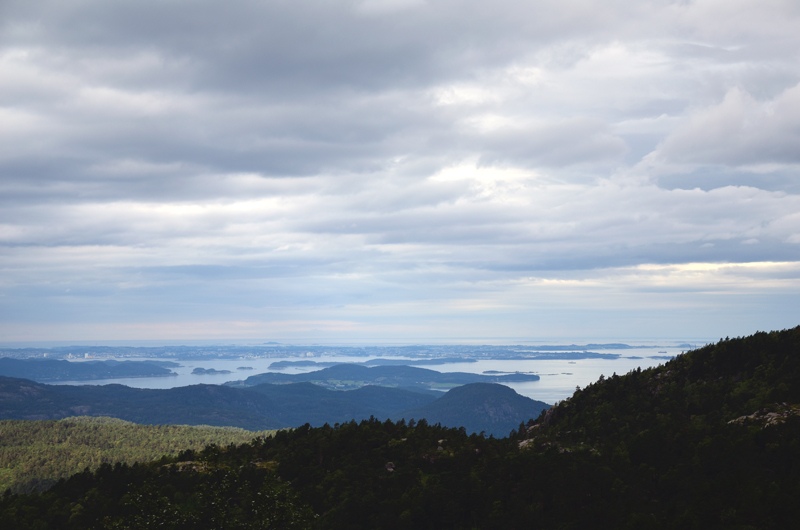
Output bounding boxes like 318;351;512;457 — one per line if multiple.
1;0;799;342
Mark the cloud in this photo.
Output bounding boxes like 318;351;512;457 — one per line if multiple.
1;0;800;341
654;83;800;166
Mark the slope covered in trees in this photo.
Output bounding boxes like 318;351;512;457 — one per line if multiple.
0;417;277;493
1;326;798;529
393;382;549;435
0;377;433;430
0;378;285;430
245;382;437;426
0;376;538;435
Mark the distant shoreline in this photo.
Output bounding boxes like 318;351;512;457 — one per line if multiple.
33;373;179;382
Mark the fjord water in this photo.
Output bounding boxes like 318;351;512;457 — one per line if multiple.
48;344;683;403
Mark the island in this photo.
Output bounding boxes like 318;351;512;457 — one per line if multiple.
0;358;178;382
226;363;540;392
191;368;232;375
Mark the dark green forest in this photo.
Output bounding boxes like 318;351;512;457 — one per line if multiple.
2;326;799;529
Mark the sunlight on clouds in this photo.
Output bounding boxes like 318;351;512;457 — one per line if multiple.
0;48;75;99
432;84;500;106
462;113;521;133
76;86;190;116
428;162;540;205
430;162;537;183
515;262;800;295
505;65;546;87
622;261;800;292
578;43;666;80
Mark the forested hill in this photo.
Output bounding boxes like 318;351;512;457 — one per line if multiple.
1;327;799;529
0;377;538;436
512;326;800;527
0;417;276;494
0;378;434;430
394;382;549;435
530;326;800;442
0;378;285;430
227;363;540;391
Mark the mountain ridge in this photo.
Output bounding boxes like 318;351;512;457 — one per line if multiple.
0;376;543;435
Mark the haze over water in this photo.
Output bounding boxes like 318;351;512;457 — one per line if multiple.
47;341;693;403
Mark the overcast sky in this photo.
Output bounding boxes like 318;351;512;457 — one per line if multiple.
1;0;799;343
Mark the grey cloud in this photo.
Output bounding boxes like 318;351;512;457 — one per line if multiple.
656;166;800;194
655;84;800;166
476;118;628;167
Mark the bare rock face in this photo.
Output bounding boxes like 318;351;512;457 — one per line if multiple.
728;403;800;427
541;404;565;427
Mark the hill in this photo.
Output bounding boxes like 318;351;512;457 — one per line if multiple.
394;382;550;435
530;326;800;442
0;417;276;494
0;377;436;430
0;375;533;436
227;363;540;391
0;377;284;430
0;358;177;382
245;382;437;426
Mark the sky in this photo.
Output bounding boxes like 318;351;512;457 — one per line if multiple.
1;0;799;344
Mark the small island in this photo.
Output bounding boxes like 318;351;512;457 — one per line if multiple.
192;367;232;375
236;366;254;370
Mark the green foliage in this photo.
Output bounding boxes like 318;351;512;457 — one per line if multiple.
103;469;314;530
0;417;276;493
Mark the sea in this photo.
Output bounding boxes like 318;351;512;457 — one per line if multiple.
47;343;695;404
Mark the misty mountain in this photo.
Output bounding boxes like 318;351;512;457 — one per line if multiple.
0;375;545;436
0;377;283;430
